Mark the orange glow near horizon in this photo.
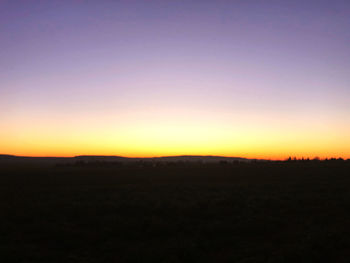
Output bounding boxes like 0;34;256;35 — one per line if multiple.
1;1;350;161
1;108;349;160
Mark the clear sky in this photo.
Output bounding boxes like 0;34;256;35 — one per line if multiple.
1;0;350;159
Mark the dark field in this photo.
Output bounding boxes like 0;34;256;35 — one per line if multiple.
1;161;350;262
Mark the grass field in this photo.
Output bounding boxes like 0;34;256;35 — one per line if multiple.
1;161;350;262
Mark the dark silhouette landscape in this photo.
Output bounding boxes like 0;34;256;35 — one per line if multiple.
1;155;350;262
2;0;350;262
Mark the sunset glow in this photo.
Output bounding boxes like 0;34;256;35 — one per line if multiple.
1;0;349;159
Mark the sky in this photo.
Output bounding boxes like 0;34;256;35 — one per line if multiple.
1;0;350;159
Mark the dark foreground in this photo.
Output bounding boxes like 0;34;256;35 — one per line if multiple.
1;161;350;262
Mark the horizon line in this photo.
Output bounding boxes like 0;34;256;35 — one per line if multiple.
1;154;349;161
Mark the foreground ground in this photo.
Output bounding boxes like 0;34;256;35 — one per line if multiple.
1;161;350;262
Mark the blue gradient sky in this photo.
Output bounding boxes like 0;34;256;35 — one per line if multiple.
1;0;350;158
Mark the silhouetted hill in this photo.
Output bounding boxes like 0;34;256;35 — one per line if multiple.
0;155;72;164
0;154;16;159
0;154;253;164
150;155;251;162
75;155;131;162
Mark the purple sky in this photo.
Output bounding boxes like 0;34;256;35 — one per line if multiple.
1;0;350;158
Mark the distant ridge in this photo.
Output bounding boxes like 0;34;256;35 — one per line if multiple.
75;155;252;162
0;154;254;163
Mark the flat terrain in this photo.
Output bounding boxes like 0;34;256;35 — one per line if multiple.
1;161;350;262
